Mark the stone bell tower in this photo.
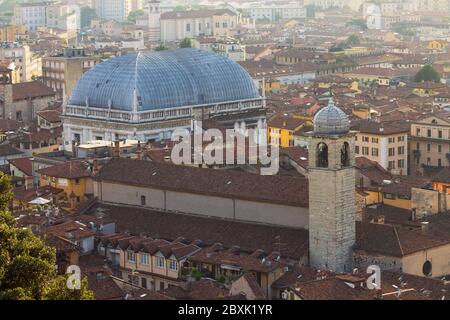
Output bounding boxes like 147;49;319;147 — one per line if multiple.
308;98;356;273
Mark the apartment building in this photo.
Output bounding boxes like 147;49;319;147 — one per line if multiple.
97;234;201;291
267;115;312;148
410;114;450;176
241;2;306;22
0;42;41;82
14;1;77;43
353;120;409;175
14;2;50;32
160;9;238;41
0;25;27;42
418;0;450;12
95;0;133;22
42;48;98;99
46;3;78;42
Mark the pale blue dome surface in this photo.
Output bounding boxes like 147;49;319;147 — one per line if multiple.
313;98;350;135
69;48;260;111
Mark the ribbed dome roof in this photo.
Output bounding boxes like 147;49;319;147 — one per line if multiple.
313;98;350;135
69;48;259;111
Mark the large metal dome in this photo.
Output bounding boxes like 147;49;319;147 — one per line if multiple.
313;98;350;135
69;48;259;111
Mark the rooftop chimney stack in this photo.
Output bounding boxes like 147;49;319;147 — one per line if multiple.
114;140;120;158
92;159;99;175
136;140;142;160
71;140;77;158
421;221;429;234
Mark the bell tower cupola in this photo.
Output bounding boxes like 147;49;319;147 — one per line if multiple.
307;97;356;272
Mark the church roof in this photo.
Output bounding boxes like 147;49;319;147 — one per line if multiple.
313;98;350;135
69;48;259;112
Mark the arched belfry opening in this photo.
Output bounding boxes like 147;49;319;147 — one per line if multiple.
317;142;328;168
341;142;350;167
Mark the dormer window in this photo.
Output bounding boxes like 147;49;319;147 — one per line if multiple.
127;250;136;263
156;256;164;269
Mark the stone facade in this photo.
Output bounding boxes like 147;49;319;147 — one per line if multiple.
0;81;55;122
411;187;450;218
93;181;310;228
308;133;356;272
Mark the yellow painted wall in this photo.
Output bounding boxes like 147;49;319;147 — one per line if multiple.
268;128;294;147
364;190;411;209
434;182;450;194
427;41;447;50
39;175;88;202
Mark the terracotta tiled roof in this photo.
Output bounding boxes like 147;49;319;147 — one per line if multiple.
161;9;235;19
189;245;283;273
280;146;309;169
45;234;80;253
268;115;307;130
8;157;32;176
161;278;230;300
351;119;409;135
271;265;328;289
0;119;22;132
46;220;96;241
96;159;309;207
291;276;378;300
37;161;91;179
355;156;392;185
433;167;450;184
0;144;23;157
12;81;55;101
355;214;450;257
87;203;309;260
240;273;267;300
37;109;62;123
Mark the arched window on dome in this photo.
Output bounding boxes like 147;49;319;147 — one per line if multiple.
341;142;350;167
317;142;328;168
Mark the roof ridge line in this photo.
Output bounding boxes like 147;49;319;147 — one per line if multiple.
393;225;404;256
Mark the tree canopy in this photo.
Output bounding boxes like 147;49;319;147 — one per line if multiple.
154;43;168;51
0;173;93;300
346;34;360;46
414;65;441;83
127;9;145;23
179;38;192;48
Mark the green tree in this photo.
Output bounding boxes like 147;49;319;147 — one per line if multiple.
174;5;186;11
347;34;360;46
179;38;192;48
127;9;144;23
154;43;168;51
414;65;441;83
0;173;93;300
393;22;416;37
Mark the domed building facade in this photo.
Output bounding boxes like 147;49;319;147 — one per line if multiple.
62;48;265;147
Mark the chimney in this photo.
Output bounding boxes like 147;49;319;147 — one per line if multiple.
92;159;99;175
373;215;385;224
114;140;120;158
136;140;142;160
71;140;77;158
421;221;429;234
